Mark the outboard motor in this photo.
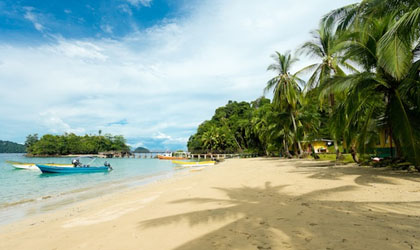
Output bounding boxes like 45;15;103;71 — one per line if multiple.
72;159;81;167
104;161;112;170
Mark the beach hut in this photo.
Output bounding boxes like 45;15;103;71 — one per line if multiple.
375;130;396;158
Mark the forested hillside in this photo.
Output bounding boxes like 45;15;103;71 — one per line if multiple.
187;98;329;155
25;133;130;156
0;140;26;153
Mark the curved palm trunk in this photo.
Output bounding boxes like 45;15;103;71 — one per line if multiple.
290;111;303;157
350;145;359;163
334;140;341;160
283;138;293;158
329;93;342;160
232;135;243;152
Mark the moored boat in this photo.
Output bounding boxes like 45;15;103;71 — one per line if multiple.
12;163;38;170
158;155;187;160
157;152;187;160
36;163;112;174
8;161;73;170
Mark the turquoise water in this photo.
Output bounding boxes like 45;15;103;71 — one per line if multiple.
0;153;176;210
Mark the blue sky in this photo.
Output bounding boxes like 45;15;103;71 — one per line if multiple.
0;0;359;150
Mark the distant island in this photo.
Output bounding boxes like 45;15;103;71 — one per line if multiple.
133;147;150;153
0;140;26;153
25;133;130;156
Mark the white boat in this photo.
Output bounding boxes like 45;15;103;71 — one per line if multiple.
8;161;73;171
12;163;39;170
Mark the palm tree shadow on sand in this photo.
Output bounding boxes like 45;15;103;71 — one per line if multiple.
286;162;420;186
139;182;420;250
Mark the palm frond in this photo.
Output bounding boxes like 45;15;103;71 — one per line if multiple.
322;3;359;31
378;8;420;80
389;89;420;166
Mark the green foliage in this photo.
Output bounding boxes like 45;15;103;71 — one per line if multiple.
188;97;325;156
25;133;130;156
188;0;420;168
319;0;420;167
0;140;26;153
133;147;150;153
188;98;274;154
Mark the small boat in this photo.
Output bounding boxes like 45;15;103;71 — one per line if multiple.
157;152;187;160
36;164;112;174
8;161;72;170
12;163;39;170
158;155;187;160
172;161;215;167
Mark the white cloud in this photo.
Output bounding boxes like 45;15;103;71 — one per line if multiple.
125;0;152;7
118;4;133;16
0;0;359;149
39;112;85;134
100;24;113;34
23;7;44;32
53;40;108;61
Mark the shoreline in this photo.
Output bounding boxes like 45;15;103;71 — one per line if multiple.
0;167;190;226
1;158;420;249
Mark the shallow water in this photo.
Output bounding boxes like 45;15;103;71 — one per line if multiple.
0;153;179;223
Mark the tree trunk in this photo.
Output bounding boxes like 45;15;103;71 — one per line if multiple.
330;93;335;107
350;145;359;163
394;138;403;159
290;111;303;157
283;139;292;158
328;93;341;160
334;139;342;160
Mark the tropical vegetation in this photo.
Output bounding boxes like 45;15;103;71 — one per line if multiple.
133;147;150;153
0;140;26;153
188;0;419;169
25;133;130;156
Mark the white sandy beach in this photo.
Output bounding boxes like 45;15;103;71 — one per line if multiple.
1;158;420;250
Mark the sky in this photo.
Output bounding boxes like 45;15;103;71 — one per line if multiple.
0;0;359;151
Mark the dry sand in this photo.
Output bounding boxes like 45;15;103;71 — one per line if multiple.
1;158;420;250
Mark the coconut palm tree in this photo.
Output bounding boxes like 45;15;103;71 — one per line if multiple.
323;1;420;167
298;20;356;160
265;51;305;157
298;21;350;91
201;125;223;153
322;0;419;80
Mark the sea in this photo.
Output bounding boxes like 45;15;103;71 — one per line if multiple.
0;153;181;225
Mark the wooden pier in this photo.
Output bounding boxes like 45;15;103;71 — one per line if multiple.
101;151;259;159
189;153;258;160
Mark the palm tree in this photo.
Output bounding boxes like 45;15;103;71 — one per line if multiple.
201;125;221;153
298;20;356;160
323;0;419;81
323;1;420;167
251;102;272;156
265;51;304;157
298;21;352;91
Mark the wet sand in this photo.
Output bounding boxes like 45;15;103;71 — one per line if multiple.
1;158;420;250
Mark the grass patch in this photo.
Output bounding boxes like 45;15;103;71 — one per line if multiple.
317;153;355;164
